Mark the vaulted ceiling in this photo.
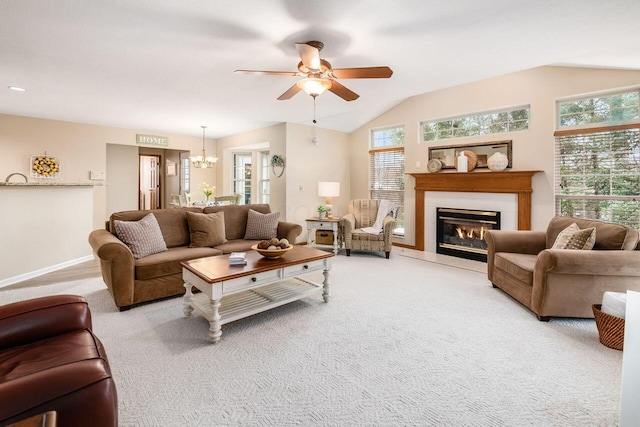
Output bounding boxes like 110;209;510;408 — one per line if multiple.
1;0;640;139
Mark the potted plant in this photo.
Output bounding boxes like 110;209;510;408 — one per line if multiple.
317;204;328;219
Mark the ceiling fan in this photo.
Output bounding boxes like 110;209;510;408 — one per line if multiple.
235;41;393;102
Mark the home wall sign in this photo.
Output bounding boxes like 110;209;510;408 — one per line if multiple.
136;134;169;147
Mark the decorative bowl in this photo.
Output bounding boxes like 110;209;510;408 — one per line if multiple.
251;244;293;259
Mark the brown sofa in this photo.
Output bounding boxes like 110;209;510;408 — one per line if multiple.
0;295;117;426
88;204;302;311
486;216;640;320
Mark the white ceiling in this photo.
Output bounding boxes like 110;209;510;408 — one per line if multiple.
2;0;640;139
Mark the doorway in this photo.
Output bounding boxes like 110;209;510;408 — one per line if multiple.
139;155;161;210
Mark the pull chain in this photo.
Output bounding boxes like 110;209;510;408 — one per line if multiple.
313;95;317;124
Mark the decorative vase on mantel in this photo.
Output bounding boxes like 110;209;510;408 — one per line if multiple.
488;152;509;171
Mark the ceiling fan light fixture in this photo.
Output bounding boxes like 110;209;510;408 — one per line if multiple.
190;125;217;169
297;78;331;97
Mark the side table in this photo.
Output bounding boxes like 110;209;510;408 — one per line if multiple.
306;217;342;255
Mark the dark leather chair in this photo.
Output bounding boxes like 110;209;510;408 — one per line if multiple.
0;295;118;426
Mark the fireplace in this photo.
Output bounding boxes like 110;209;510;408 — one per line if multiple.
436;208;501;262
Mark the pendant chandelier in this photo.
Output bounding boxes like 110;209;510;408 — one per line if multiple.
190;125;217;168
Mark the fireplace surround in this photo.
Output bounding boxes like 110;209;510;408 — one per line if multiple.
409;171;542;251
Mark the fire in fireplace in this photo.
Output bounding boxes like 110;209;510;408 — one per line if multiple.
436;207;501;262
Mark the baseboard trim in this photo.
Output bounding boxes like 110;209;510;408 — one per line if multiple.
0;255;95;289
393;242;416;250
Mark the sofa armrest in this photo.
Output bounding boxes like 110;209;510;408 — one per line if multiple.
485;230;546;283
277;221;303;244
0;295;91;351
536;249;640;276
341;214;356;245
485;230;547;255
382;216;398;250
88;229;135;308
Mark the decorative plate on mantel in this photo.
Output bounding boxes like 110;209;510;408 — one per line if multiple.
427;158;442;173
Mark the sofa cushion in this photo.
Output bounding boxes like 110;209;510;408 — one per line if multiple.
546;216;638;250
114;213;167;259
244;209;280;240
135;246;221;280
551;223;596;250
187;211;227;248
214;239;263;254
203;204;271;240
110;207;202;248
494;252;537;285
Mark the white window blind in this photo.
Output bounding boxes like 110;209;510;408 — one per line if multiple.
369;147;405;235
555;124;640;228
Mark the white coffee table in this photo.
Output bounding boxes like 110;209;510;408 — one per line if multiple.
181;246;333;343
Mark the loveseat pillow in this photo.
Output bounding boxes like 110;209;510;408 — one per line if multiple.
244;209;280;240
187;211;228;247
114;213;168;259
552;223;596;250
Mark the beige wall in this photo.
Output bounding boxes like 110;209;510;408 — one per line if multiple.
350;66;640;246
0;113;217;228
285;123;351;241
106;144;139;215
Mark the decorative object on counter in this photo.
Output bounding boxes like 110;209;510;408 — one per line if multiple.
5;172;28;183
30;153;60;178
197;182;215;204
487;151;509;171
271;154;285;177
454;150;477;172
427;158;442;173
317;204;328;219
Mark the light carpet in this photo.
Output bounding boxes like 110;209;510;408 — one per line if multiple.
1;254;622;426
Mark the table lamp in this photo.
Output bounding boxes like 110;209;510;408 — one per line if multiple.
318;182;340;218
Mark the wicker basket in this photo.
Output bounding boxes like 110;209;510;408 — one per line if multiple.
592;304;625;350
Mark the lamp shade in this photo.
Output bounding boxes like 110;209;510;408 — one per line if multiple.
318;182;340;198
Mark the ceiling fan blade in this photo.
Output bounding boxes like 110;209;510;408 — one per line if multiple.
331;66;394;79
235;69;299;76
277;83;302;100
295;42;321;71
328;80;359;101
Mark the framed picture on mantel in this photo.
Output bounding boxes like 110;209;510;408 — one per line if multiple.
428;140;512;169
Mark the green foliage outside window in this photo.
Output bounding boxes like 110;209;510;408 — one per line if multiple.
422;106;529;142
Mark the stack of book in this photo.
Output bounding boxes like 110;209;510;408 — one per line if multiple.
229;252;247;266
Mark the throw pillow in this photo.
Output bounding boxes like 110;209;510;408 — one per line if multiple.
114;213;168;259
552;223;596;250
244;209;280;240
187;211;227;248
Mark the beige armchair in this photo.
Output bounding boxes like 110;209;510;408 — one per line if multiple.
486;216;640;321
342;199;397;259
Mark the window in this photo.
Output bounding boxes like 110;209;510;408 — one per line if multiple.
558;90;640;129
421;106;529;142
370;126;405;235
259;150;270;204
179;152;190;193
233;153;252;205
556;90;640;228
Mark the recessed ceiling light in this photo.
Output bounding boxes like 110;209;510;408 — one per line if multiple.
8;86;26;92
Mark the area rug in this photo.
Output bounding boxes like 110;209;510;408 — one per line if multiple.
1;254;622;426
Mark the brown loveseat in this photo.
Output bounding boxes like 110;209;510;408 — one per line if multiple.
0;295;118;426
486;216;640;320
88;204;302;311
